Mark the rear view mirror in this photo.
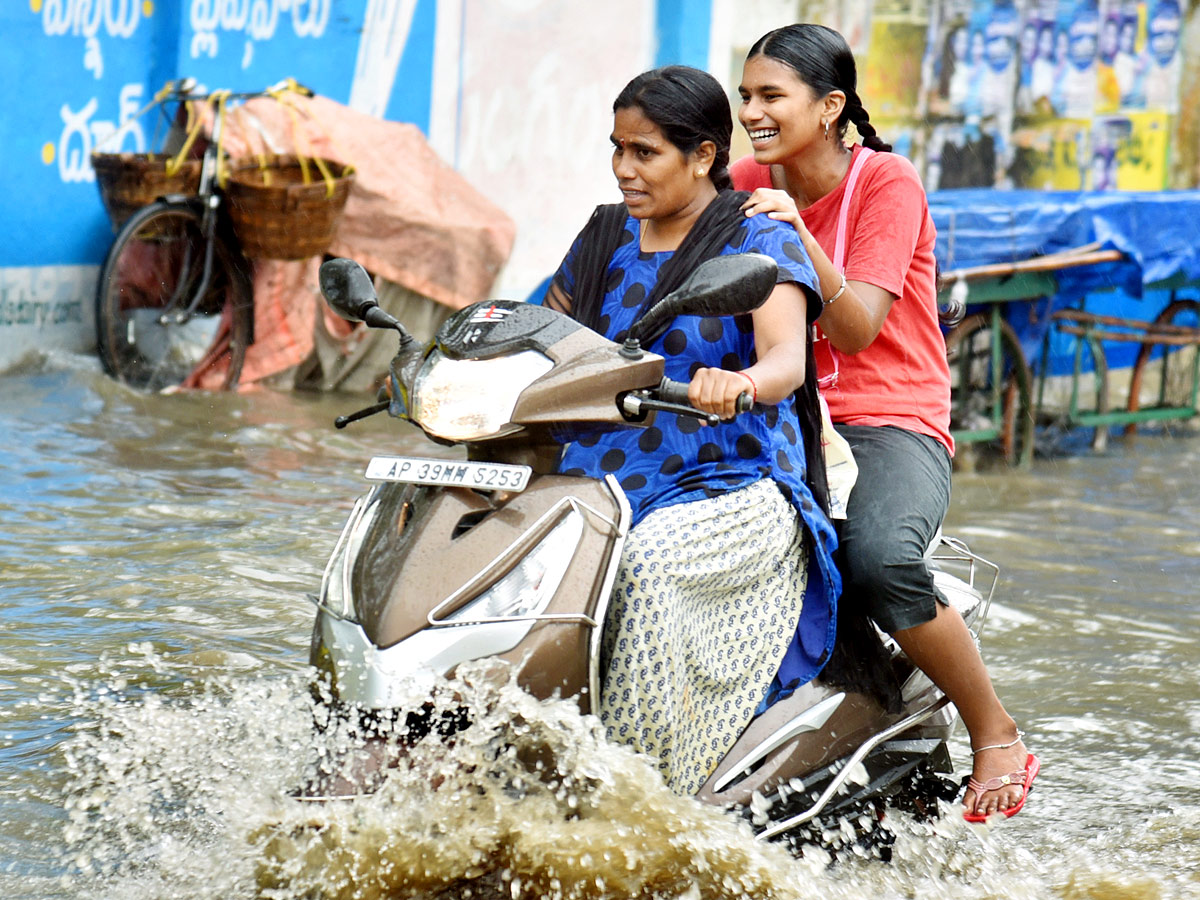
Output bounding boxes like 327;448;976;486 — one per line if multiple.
319;258;378;322
319;258;411;339
630;254;777;344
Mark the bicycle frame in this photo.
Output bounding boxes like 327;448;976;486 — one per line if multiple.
150;79;309;326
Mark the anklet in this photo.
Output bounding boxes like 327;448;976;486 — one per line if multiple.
971;729;1025;755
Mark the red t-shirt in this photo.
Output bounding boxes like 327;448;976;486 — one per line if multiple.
731;146;953;455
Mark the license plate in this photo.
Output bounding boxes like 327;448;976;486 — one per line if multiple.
365;455;532;492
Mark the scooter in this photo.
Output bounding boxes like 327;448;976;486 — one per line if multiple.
304;256;998;848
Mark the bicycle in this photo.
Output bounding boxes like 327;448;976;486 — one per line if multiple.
94;78;309;391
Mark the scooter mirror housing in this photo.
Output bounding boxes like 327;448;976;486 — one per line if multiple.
629;253;778;346
320;258;411;339
320;258;379;322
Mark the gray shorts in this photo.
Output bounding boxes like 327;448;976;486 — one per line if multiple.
833;424;953;633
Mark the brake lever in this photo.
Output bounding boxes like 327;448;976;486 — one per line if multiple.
621;391;721;427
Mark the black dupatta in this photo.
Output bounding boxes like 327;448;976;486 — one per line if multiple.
549;190;831;518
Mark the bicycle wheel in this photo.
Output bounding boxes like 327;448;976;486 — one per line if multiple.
945;312;1035;466
95;200;252;391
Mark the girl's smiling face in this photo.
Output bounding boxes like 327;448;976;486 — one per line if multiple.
737;54;829;165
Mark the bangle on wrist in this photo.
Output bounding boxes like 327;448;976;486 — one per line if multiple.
825;273;848;305
737;370;757;403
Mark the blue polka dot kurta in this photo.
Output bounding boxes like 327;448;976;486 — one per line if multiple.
552;209;842;741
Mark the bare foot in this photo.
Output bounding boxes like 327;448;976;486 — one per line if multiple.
963;733;1030;819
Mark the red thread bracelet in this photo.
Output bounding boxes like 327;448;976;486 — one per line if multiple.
737;371;757;403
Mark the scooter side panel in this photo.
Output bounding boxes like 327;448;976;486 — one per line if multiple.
347;475;626;702
697;681;892;807
698;566;984;811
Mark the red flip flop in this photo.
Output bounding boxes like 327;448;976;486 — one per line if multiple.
963;753;1040;823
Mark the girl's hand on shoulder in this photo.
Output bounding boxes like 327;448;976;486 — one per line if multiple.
741;188;805;233
688;367;754;422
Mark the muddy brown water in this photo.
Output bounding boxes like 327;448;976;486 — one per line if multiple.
2;353;1199;899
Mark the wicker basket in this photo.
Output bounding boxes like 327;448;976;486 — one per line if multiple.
225;155;354;260
92;153;202;230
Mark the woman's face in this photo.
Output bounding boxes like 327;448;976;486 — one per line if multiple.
737;54;825;166
610;106;708;222
970;30;985;62
1100;19;1119;59
1055;30;1069;61
1118;20;1136;53
1038;25;1054;58
952;26;969;60
1021;23;1038;60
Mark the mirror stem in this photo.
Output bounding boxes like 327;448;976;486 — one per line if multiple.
361;305;411;341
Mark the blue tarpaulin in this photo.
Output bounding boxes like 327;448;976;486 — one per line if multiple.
928;189;1200;298
928;190;1200;375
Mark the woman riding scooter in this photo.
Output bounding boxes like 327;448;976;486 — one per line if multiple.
542;65;839;794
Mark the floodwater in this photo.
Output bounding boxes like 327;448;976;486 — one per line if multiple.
3;350;1199;899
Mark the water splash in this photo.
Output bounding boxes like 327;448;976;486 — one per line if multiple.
61;659;851;899
52;652;1193;900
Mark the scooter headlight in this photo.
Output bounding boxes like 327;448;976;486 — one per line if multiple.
440;508;584;624
318;492;379;621
410;349;554;441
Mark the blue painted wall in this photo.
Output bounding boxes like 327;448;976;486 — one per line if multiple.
1;0;706;274
0;0;439;270
654;0;712;68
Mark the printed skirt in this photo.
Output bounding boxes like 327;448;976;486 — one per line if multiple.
598;478;808;795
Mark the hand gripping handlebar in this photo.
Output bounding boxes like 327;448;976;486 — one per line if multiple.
621;377;753;426
656;377;753;414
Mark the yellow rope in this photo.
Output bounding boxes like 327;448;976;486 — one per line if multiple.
94;79;178;156
275;85;357;168
268;82;354;198
210;90;233;187
233;105;272;184
285;94;321;189
164;99;203;177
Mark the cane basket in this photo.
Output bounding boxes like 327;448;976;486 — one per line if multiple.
92;153;202;230
225;155;354;260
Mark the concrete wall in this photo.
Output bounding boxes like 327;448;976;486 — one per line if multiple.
1;0;1193;367
0;0;710;364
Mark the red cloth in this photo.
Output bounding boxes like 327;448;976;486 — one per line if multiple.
731;146;953;455
183;94;516;389
185;259;320;390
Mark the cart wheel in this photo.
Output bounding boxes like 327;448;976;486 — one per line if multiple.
1123;299;1200;437
945;313;1035;467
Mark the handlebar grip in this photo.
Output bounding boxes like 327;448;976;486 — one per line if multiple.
658;378;753;413
657;378;691;406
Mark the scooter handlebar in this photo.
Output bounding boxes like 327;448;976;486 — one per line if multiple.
658;377;753;413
